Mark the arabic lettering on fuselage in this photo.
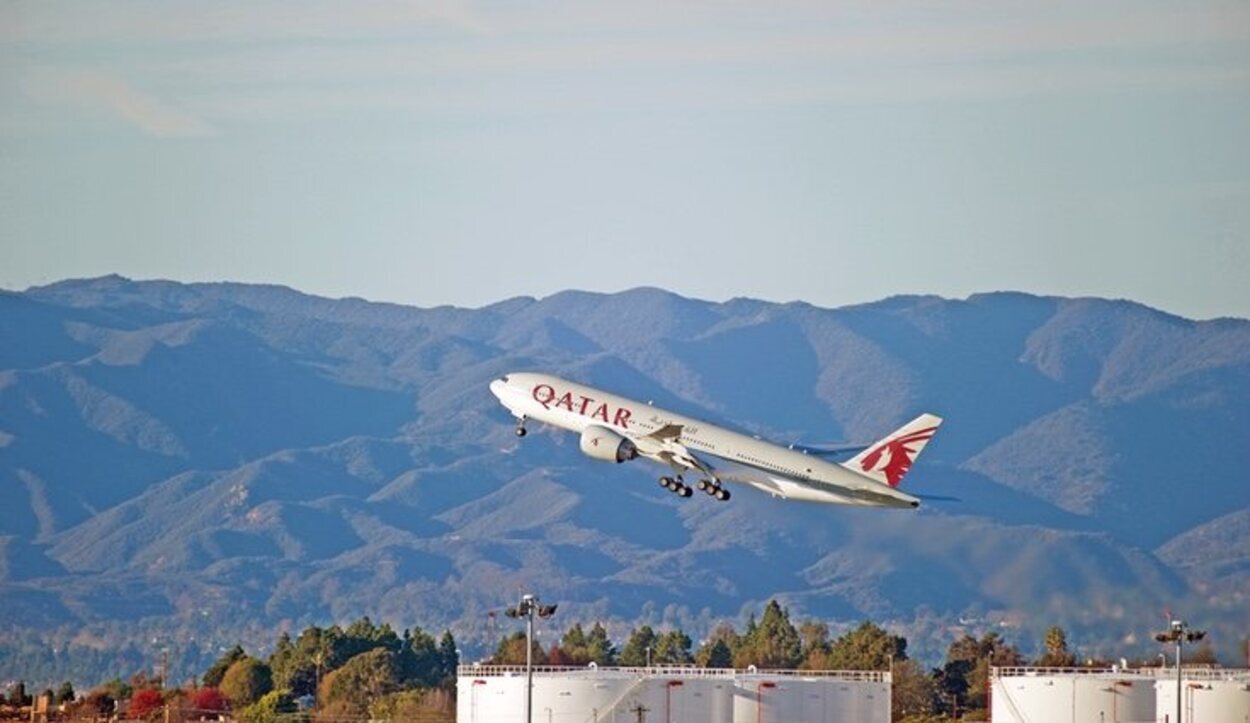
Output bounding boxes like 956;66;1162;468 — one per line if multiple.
532;384;633;429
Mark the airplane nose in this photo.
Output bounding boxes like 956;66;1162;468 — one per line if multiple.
489;379;506;399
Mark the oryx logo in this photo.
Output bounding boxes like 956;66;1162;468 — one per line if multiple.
859;427;938;487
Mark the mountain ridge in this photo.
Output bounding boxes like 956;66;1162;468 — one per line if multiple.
1;276;1247;683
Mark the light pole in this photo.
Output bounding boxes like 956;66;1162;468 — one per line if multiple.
505;593;558;723
1154;619;1206;723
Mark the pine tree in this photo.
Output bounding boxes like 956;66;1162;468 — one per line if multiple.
584;622;616;665
619;626;658;666
436;632;458;685
654;630;694;665
1037;626;1076;667
696;639;733;669
748;600;802;669
561;624;589;664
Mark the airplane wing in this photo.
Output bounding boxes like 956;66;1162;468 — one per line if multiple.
632;423;715;477
647;423;685;442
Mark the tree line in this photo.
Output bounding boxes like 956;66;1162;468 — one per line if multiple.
2;617;458;723
4;600;1221;723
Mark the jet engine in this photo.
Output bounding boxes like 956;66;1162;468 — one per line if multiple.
579;425;638;463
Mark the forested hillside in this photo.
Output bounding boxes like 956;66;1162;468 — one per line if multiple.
2;276;1247;686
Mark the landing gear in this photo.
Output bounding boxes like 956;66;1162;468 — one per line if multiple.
514;418;527;437
698;479;731;502
659;476;693;498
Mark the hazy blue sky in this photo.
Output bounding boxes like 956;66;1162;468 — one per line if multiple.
3;1;1248;319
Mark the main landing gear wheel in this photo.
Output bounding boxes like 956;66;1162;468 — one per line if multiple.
714;487;731;501
659;476;692;497
696;479;710;492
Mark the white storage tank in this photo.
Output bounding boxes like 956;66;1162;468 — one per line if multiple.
732;672;891;723
458;666;889;723
1154;673;1250;723
664;677;734;723
458;666;737;723
991;668;1156;723
460;668;640;723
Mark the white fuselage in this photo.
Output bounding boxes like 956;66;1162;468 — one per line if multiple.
490;373;921;509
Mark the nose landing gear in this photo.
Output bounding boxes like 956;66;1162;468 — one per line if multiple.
514;418;527;437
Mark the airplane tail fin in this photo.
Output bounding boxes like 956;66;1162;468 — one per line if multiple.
842;413;942;488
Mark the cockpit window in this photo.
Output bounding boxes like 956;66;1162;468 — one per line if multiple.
499;375;509;382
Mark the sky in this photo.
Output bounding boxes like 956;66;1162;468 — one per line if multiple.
2;1;1249;319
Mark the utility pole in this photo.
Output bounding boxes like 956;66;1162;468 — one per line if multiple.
1154;619;1206;723
505;593;558;723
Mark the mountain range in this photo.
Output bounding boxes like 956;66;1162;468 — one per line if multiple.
1;276;1247;683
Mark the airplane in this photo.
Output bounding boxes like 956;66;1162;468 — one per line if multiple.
489;372;943;509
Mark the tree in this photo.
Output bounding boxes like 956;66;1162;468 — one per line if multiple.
696;639;733;669
6;682;31;707
740;600;802;669
828;621;908;671
238;690;294;723
940;633;1022;716
619;626;658;666
891;659;939;722
101;679;132;702
561;624;589;662
1036;626;1076;667
584;622;616;665
127;689;164;719
547;645;573;666
395;628;442;687
319;649;398;716
219;658;274;709
653;630;694;665
798;621;833;669
369;689;454;722
55;682;76;705
267;633;299;694
436;631;459;685
203;646;247;688
560;623;615;665
339;617;401;663
490;632;547;666
189;687;226;714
